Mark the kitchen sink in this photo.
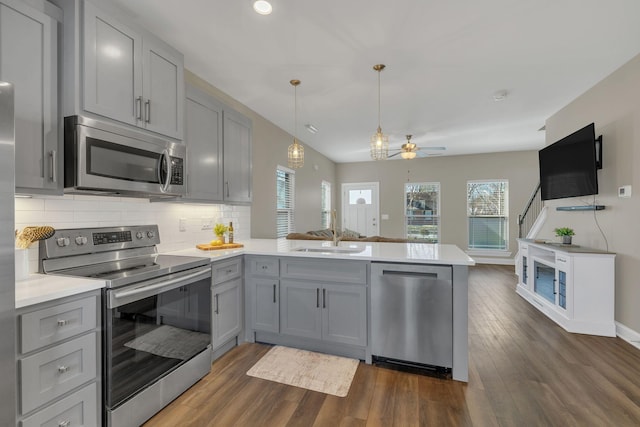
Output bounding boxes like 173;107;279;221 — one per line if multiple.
293;247;363;254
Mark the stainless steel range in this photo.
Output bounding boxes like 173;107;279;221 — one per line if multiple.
40;225;212;427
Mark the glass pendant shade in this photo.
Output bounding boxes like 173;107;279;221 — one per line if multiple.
288;138;304;168
370;126;389;160
400;150;417;160
287;79;304;168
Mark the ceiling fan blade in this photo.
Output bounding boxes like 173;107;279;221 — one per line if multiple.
422;146;446;151
388;152;401;158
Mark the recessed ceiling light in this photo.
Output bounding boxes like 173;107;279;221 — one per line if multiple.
305;124;318;134
253;0;272;15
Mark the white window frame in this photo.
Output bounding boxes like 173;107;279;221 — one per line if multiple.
321;180;331;229
404;182;440;243
276;165;295;238
467;179;509;252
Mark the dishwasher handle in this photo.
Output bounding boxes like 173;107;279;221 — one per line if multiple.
382;270;439;279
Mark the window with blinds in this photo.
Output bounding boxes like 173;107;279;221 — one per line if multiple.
321;180;331;229
276;166;295;238
467;180;508;250
405;182;440;242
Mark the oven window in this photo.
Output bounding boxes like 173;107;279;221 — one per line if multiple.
87;137;161;183
105;279;211;409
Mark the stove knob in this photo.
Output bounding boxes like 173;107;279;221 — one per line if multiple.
56;237;70;247
136;232;144;239
147;230;156;239
75;236;88;245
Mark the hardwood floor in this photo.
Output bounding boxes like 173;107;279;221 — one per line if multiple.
144;265;640;426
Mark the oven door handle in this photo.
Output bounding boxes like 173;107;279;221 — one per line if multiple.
108;267;211;308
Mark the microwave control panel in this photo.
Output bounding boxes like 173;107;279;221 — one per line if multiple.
170;157;183;185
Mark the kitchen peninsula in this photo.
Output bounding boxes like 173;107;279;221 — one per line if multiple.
178;238;475;382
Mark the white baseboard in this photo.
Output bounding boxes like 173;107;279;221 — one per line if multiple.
471;257;515;265
616;322;640;350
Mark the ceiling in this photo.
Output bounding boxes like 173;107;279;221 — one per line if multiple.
109;0;640;163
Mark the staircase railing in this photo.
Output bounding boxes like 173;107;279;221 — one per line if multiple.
518;183;542;238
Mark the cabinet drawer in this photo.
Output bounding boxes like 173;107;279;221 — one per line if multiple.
281;259;367;284
20;382;98;427
20;333;97;415
213;257;243;285
247;257;279;277
20;296;98;354
555;254;571;268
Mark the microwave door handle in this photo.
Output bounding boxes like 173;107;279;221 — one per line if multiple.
159;149;172;192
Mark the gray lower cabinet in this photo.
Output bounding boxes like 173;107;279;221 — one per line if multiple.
280;280;367;346
16;291;101;426
0;0;62;194
252;279;279;333
211;257;243;353
246;256;368;358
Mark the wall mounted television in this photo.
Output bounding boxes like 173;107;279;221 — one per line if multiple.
539;122;602;201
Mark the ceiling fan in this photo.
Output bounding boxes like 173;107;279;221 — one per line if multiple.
388;135;446;159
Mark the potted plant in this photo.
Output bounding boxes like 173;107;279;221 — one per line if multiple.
213;223;229;244
554;227;575;245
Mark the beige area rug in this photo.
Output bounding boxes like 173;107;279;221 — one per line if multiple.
246;346;359;397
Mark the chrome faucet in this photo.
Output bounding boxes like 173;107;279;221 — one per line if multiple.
331;210;340;246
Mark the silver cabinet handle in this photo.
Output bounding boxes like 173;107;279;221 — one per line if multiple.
273;284;276;303
57;319;68;327
136;96;143;120
225;181;230;197
57;365;69;374
214;294;219;314
58;421;70;427
145;99;151;123
316;288;320;308
322;288;326;309
49;150;57;183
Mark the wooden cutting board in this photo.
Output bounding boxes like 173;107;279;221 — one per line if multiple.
196;242;244;251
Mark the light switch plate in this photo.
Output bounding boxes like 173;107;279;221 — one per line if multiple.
179;218;187;231
618;185;632;198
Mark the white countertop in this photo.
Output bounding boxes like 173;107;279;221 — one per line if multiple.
15;274;106;309
16;239;474;308
170;238;476;266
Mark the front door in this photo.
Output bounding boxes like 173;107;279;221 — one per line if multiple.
341;182;379;237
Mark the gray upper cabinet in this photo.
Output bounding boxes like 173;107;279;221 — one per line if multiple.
223;108;252;204
57;0;184;140
180;82;252;204
82;0;140;127
183;84;223;201
0;0;62;194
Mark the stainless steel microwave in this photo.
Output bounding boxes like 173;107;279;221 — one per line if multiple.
64;116;186;197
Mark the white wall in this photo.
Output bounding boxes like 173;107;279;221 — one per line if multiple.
336;150;540;262
540;53;640;332
15;195;250;273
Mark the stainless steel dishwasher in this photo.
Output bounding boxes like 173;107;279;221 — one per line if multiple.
371;262;453;371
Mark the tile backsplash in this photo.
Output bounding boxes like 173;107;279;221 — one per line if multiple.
15;194;251;273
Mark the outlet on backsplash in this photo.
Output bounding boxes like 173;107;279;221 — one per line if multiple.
201;218;213;230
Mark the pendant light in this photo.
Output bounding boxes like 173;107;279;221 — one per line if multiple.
370;64;389;160
288;79;304;168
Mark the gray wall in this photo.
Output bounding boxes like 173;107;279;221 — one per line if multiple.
336;150;540;260
539;53;640;332
185;71;337;238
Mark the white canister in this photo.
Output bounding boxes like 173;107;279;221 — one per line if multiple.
14;248;30;281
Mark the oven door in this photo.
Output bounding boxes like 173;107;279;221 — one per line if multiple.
65;116;185;196
104;266;212;410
